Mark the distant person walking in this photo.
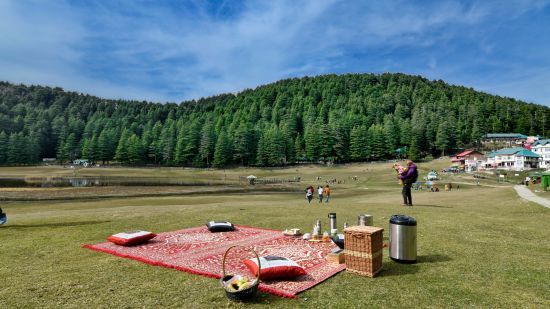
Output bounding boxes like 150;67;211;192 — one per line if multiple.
318;186;324;203
323;185;331;203
306;186;313;203
0;208;7;225
399;160;418;206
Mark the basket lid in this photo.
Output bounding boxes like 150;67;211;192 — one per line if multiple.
344;225;383;234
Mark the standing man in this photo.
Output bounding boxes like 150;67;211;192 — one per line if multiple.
399;160;418;206
323;185;331;203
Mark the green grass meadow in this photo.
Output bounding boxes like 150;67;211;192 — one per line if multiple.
0;162;549;308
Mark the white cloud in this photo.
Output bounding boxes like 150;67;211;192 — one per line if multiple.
0;0;549;106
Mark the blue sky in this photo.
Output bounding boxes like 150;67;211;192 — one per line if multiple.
1;0;549;105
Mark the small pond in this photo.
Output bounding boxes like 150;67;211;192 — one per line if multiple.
0;177;217;188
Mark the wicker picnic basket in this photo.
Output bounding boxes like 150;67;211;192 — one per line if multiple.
344;225;384;277
220;245;261;301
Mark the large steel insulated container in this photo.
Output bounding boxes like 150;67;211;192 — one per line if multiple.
389;215;417;263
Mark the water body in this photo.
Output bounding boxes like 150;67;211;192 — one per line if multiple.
0;177;216;188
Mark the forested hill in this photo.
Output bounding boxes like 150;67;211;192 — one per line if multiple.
0;73;548;167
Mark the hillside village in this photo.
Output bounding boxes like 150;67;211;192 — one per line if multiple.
450;133;549;172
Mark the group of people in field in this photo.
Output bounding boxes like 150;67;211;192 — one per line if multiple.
305;185;331;204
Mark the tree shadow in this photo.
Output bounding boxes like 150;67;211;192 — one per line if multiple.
0;220;111;229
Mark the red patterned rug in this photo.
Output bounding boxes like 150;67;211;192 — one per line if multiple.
83;225;345;298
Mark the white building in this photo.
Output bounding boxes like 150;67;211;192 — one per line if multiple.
485;148;540;171
531;139;550;169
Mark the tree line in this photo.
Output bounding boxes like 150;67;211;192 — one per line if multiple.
0;73;548;167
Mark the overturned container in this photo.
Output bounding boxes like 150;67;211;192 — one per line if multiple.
389;215;417;264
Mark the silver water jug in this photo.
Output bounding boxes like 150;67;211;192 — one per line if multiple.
328;213;337;231
389;215;417;263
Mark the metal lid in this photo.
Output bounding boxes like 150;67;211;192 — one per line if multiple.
389;215;417;226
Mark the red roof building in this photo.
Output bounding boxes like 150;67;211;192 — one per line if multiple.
451;150;485;171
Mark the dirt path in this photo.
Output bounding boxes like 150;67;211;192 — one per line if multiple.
514;185;550;209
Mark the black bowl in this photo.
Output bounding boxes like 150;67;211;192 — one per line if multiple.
331;235;344;249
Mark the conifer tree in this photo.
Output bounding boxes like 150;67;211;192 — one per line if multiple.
233;122;255;166
199;122;216;167
304;125;321;161
114;129;130;163
0;131;8;164
127;134;143;165
213;131;232;167
256;131;269;166
8;132;24;164
350;125;368;161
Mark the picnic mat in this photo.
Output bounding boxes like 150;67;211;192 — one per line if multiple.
83;225;345;298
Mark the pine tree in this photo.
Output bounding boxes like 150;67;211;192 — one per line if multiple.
65;133;78;162
147;122;163;164
174;125;187;165
368;124;386;160
383;115;399;158
114;129;130;164
183;119;202;166
56;130;69;164
127;134;143;165
256;131;269;166
349;125;368;161
304;125;321;161
233;122;256;166
7;132;24;164
294;133;305;161
213;131;233;167
160;119;176;164
97;129;113;164
435;122;451;156
81;138;92;160
0;131;8;164
199;122;216;167
266;127;285;165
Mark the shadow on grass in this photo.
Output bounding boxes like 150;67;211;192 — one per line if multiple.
0;220;110;229
416;254;452;264
412;204;453;208
379;254;452;277
223;291;295;305
378;261;419;277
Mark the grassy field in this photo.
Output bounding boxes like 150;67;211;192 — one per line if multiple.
0;161;549;308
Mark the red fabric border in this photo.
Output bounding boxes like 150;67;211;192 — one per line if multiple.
82;243;298;299
83;225;345;299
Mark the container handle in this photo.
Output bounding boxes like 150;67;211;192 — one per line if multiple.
221;245;261;282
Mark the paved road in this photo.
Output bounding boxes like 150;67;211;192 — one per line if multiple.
514;185;550;209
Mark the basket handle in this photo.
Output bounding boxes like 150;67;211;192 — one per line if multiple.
351;232;365;238
221;245;261;282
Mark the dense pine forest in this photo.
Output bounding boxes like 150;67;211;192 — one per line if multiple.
0;73;548;167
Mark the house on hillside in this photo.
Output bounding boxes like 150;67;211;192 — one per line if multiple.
524;135;543;150
451;150;485;172
484;148;539;171
531;139;550;169
482;133;528;150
